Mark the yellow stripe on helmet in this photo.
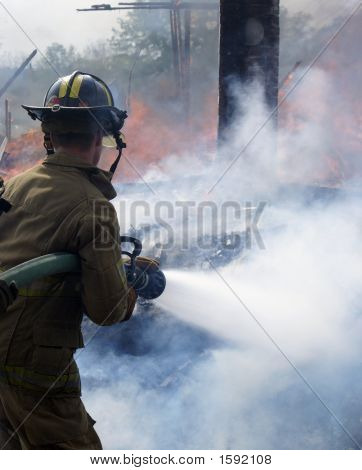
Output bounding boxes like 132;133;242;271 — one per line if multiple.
69;74;84;98
101;83;113;105
58;74;72;98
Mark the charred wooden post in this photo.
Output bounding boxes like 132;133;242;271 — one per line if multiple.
218;0;280;140
5;100;11;141
7;112;11;141
170;10;181;91
183;9;191;121
175;8;184;90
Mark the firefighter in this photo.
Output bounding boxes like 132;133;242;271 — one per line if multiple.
0;71;137;449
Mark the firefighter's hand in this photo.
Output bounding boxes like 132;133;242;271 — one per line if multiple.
123;257;160;313
0;280;18;313
124;257;159;285
124;256;165;301
134;256;159;272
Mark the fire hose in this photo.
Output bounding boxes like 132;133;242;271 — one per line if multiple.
0;237;166;300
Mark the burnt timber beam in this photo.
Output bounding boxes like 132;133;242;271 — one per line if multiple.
218;0;280;140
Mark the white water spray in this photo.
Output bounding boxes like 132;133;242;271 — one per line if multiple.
80;79;362;449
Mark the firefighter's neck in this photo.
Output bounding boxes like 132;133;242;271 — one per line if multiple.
52;130;103;167
55;144;102;166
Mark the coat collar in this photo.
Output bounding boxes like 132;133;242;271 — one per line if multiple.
43;151;117;201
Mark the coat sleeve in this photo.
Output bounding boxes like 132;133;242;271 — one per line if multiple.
74;199;131;325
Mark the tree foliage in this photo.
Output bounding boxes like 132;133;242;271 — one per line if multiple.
0;4;347;136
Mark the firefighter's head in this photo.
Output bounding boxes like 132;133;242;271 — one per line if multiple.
22;71;127;168
41;114;105;166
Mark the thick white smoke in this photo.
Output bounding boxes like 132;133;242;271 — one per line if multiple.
77;75;362;450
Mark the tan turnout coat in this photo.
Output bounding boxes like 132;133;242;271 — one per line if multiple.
0;151;131;397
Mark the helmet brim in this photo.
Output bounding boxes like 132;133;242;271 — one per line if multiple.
22;104;124;122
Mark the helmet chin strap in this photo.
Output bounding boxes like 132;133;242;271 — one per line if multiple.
43;133;55;155
109;133;126;179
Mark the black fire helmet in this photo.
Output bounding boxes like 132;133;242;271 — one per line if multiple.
22;71;128;176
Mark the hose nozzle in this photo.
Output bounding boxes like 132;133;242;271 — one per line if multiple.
124;264;166;300
120;236;166;300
